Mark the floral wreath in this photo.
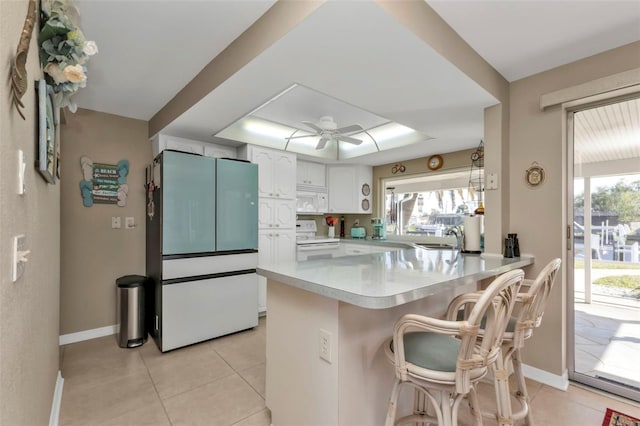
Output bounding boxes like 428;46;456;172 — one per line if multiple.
38;0;97;112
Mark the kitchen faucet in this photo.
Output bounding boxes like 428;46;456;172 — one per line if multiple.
445;225;464;251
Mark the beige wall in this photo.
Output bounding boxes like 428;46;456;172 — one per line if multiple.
60;110;150;334
0;1;61;424
509;41;640;376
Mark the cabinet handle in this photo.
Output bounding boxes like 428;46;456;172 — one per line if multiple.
275;224;280;227
275;234;279;237
269;193;274;196
269;224;273;227
276;193;280;197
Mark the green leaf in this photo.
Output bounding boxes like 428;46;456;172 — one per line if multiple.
37;19;70;44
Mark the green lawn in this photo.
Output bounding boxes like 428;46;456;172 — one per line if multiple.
574;259;640;270
594;275;640;289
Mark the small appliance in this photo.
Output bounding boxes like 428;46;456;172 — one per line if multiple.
371;218;386;240
351;227;366;239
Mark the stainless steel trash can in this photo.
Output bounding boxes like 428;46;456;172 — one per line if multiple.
116;275;147;348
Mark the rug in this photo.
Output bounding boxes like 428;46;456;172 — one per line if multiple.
602;408;640;426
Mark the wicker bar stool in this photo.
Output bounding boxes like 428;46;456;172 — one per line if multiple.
384;269;524;426
448;258;562;426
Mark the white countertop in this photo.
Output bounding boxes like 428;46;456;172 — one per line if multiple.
257;248;534;309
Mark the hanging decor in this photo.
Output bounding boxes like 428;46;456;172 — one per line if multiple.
468;140;484;214
525;161;545;188
38;0;98;113
79;156;129;207
10;0;37;120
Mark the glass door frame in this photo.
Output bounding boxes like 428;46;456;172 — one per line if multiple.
566;90;640;403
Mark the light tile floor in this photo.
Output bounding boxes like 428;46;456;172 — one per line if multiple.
60;316;640;426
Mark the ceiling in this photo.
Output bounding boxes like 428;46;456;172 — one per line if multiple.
71;0;640;165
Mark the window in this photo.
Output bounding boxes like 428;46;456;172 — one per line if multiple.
384;170;483;236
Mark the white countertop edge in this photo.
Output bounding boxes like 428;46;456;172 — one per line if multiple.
257;254;535;310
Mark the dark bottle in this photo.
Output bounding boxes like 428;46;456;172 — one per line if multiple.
340;216;345;238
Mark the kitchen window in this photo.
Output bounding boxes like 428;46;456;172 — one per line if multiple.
384;169;483;236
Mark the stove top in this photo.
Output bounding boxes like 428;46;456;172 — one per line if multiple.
296;220;340;245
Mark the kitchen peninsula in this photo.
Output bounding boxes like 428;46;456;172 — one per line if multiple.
257;248;533;426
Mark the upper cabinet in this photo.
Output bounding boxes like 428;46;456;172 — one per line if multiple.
327;165;372;214
240;145;296;200
151;134;237;159
297;161;327;191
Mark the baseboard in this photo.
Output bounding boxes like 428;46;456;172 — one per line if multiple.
49;371;64;426
522;363;569;390
59;324;118;345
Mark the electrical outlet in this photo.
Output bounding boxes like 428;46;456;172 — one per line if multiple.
112;216;121;229
319;329;332;363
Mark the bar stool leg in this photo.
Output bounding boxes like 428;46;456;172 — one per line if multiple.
512;348;534;426
492;353;514;426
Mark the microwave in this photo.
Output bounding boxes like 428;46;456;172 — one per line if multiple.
296;191;328;215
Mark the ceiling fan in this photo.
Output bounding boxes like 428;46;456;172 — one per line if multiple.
286;116;364;150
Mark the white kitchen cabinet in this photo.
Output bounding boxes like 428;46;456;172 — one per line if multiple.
241;145;296;199
239;145;297;314
151;134;237;158
297;161;327;189
258;229;296;312
328;165;372;214
259;199;296;230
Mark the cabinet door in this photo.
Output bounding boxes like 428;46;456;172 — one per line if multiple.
306;162;326;187
274;230;296;262
251;147;275;198
274;199;296;229
273;152;296;199
258;230;274;263
328;166;357;213
162;151;216;255
257;230;274;314
258;199;275;229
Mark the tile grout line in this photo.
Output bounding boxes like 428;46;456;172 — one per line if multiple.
138;347;175;426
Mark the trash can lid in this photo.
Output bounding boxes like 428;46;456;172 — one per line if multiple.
116;275;146;288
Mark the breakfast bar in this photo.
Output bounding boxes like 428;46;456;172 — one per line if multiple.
257;248;534;426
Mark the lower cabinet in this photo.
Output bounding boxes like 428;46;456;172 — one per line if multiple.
258;229;296;313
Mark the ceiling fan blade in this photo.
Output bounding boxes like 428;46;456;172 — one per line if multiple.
302;121;324;133
334;124;363;134
335;135;363;145
285;134;315;140
316;136;330;150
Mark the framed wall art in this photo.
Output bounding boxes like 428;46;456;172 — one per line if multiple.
36;79;58;184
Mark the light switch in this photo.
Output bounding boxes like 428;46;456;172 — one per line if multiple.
112;217;121;229
125;217;135;229
12;235;29;282
18;150;26;195
487;172;498;190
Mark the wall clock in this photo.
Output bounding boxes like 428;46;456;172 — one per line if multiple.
525;162;545;188
427;155;443;171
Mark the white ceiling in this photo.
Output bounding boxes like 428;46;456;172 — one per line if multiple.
71;0;640;165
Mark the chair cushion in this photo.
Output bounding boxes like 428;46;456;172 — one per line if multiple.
391;332;460;372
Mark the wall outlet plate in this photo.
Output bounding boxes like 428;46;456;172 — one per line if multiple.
112;217;121;229
319;328;332;363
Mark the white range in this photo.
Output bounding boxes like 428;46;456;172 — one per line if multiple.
296;220;340;261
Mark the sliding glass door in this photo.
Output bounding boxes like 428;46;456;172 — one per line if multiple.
568;96;640;402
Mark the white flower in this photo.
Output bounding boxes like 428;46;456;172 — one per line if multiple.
63;64;87;83
83;40;98;56
44;63;69;84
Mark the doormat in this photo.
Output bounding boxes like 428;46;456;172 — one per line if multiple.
602;408;640;426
